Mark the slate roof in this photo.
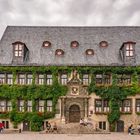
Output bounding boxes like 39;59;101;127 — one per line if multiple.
0;26;140;66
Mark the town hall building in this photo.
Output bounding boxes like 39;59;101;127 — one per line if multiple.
0;26;140;132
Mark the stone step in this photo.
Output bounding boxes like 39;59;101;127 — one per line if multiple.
56;123;110;134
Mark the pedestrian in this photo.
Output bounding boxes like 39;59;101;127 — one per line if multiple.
80;118;85;126
137;123;140;134
52;122;58;133
46;121;51;131
128;124;134;135
0;122;4;133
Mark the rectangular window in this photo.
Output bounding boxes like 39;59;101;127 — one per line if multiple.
95;100;102;112
14;44;23;57
136;99;140;112
103;100;109;112
60;74;67;85
95;74;111;85
7;74;13;85
95;99;109;113
38;100;44;112
138;75;140;84
18;100;24;112
99;122;102;129
0;100;6;112
99;121;106;130
95;74;103;84
82;74;89;85
120;99;131;113
126;44;134;57
117;74;131;85
104;74;111;84
18;74;26;85
27;74;33;85
38;74;44;85
27;100;32;112
2;121;9;129
47;100;52;112
0;73;5;84
46;74;52;85
7;101;12;112
119;101;123;112
124;99;131;112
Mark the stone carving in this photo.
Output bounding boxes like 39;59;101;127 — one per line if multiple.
71;86;79;95
73;70;78;79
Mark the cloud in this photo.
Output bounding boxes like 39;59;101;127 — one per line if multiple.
0;0;140;39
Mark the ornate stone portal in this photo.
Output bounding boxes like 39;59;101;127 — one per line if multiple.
60;70;89;123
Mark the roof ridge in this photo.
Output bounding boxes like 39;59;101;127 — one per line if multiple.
7;25;140;28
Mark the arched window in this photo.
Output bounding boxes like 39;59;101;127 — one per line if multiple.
55;49;64;56
85;49;94;55
42;41;51;48
71;41;79;48
99;41;108;48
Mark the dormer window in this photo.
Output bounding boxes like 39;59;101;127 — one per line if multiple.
120;41;136;64
99;41;108;48
13;42;23;57
42;41;51;48
71;41;79;48
85;49;94;55
55;49;64;56
12;41;29;63
125;43;134;57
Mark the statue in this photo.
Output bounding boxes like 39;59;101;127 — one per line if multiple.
73;70;78;79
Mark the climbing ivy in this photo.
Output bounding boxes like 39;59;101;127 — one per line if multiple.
0;66;69;131
88;68;140;131
0;66;140;131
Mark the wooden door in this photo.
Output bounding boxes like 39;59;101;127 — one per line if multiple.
69;105;80;123
117;120;124;132
23;121;30;131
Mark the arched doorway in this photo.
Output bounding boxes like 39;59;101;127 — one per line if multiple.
69;104;80;123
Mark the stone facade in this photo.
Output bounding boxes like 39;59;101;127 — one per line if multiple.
60;70;89;123
1;26;140;132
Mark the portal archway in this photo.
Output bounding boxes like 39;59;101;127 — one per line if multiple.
69;104;80;123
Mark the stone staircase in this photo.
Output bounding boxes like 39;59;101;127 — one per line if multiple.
57;123;110;134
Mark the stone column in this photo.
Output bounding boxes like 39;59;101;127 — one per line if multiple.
61;97;66;123
84;98;88;120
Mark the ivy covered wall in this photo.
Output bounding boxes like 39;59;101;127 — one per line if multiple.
0;66;140;131
0;66;69;131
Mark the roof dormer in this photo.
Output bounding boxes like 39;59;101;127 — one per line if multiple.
42;41;51;48
120;41;136;65
70;41;79;48
55;49;64;56
12;41;29;64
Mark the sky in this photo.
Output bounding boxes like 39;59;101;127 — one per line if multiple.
0;0;140;39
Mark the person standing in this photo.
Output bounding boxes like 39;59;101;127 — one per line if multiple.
80;118;85;126
0;122;4;133
52;122;58;133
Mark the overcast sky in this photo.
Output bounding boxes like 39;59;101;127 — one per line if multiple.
0;0;140;39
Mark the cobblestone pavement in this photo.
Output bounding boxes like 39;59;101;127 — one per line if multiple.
0;132;139;140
